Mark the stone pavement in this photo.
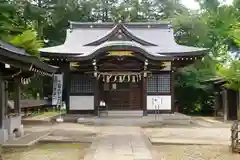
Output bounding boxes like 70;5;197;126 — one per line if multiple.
84;126;153;160
144;127;231;145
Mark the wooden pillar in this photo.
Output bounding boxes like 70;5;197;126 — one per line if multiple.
223;88;228;121
4;81;8;116
214;92;219;117
94;79;99;116
14;78;21;115
142;77;147;116
0;71;5;128
171;69;175;113
60;61;70;113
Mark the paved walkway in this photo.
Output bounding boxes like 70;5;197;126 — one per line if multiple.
84;127;153;160
144;127;231;146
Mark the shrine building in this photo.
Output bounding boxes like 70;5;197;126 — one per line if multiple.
0;41;58;144
40;22;208;115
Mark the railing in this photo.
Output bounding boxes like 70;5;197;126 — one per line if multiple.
8;99;52;117
231;121;240;153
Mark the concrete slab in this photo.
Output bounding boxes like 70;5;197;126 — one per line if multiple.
150;137;230;145
3;130;51;147
76;113;191;126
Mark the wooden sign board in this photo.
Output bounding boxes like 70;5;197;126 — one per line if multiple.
108;51;133;56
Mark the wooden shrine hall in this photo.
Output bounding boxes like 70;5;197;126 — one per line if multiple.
0;41;58;144
40;22;209;116
205;77;239;121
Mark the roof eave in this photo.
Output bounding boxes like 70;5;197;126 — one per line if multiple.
40;51;83;58
67;42;173;61
32;59;59;73
160;48;209;57
0;43;59;74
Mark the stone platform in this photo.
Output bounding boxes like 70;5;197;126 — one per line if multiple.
59;113;191;126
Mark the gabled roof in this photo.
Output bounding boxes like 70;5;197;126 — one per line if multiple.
83;23;158;46
0;41;58;75
40;21;208;60
67;41;172;61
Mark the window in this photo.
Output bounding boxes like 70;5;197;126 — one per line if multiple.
70;75;93;94
147;74;171;93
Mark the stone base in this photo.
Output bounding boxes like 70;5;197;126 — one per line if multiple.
16;124;24;137
12;124;24;139
0;128;8;144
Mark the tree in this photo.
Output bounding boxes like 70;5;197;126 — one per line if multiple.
8;30;43;56
0;0;26;39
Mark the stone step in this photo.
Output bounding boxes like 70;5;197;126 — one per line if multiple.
106;110;143;117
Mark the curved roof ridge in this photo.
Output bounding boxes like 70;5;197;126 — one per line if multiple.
67;40;172;61
69;21;171;29
84;23;158;46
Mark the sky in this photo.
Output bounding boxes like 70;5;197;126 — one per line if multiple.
181;0;233;10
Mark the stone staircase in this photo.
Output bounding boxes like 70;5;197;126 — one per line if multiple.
103;110;144;117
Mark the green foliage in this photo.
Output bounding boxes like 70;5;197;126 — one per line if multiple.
0;0;26;39
8;30;43;56
218;60;240;91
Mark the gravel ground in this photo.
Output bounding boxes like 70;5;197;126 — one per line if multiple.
2;143;90;160
154;145;240;160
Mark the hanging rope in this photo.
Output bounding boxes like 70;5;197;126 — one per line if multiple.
88;71;151;83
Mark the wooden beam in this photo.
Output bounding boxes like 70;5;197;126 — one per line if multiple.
0;55;31;71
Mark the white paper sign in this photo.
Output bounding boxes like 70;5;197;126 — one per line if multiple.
152;96;162;109
52;74;63;105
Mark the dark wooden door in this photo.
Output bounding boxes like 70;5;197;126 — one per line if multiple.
102;82;141;110
129;83;141;110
